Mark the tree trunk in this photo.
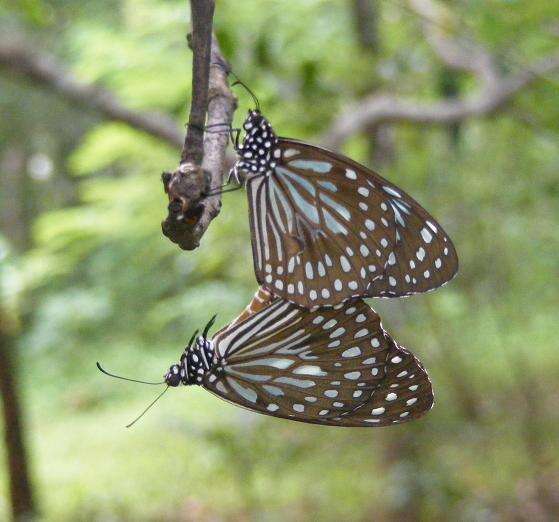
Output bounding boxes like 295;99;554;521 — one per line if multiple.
352;0;379;52
0;320;36;521
438;68;462;148
1;148;32;252
351;0;395;168
0;145;37;520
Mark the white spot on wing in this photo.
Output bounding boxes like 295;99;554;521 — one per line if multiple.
283;148;299;158
293;365;327;376
342;347;361;358
421;228;433;243
383;186;401;198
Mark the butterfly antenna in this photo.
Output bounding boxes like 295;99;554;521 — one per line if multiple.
96;362;165;385
186;329;199;349
230;72;260;111
202;314;217;340
126;386;169;428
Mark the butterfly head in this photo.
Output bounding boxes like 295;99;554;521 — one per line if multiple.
164;364;183;387
164;334;214;387
230;109;280;183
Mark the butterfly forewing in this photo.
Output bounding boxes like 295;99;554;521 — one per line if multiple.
247;139;458;307
203;288;433;426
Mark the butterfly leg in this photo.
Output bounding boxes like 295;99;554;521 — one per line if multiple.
205;182;243;197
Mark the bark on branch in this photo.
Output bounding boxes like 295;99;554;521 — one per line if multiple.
181;1;214;165
161;1;237;250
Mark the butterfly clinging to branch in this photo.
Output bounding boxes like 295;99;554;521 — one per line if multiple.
227;108;458;308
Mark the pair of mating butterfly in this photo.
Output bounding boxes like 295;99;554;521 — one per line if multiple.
100;103;458;428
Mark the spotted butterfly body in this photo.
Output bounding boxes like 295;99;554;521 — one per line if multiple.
230;110;459;308
164;288;433;427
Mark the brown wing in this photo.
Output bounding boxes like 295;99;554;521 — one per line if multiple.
226;287;276;328
334;339;433;426
203;288;433;427
246;140;458;308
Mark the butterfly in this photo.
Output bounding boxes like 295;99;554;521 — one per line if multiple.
163;287;433;427
228;109;458;309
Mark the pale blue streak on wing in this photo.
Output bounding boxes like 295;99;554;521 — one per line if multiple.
226;368;272;382
223;300;290;357
319;193;351;221
322;208;349;236
267;210;284;262
270;179;295;233
391;198;411;215
226;377;258;403
287;160;333;173
318;180;338;192
273;376;316;388
262;385;285;396
382;186;402;198
269;185;287;234
276;166;316;197
276;168;320;224
233;357;295;369
236;327;308;359
251;308;301;340
259;180;272;262
389;201;406;227
249;178;264;270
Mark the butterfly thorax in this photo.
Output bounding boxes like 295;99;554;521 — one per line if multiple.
230;110;280;183
165;336;214;387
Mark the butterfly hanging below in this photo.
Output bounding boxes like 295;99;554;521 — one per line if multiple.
163;287;433;427
229;109;459;308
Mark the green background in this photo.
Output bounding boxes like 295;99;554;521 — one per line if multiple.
1;0;558;520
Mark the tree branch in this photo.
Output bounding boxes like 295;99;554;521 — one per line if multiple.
161;1;237;250
181;0;215;165
323;34;559;150
352;0;380;53
0;38;183;148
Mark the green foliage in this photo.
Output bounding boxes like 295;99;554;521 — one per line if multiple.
1;0;558;520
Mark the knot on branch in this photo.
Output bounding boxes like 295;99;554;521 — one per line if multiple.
161;162;217;250
160;21;236;251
